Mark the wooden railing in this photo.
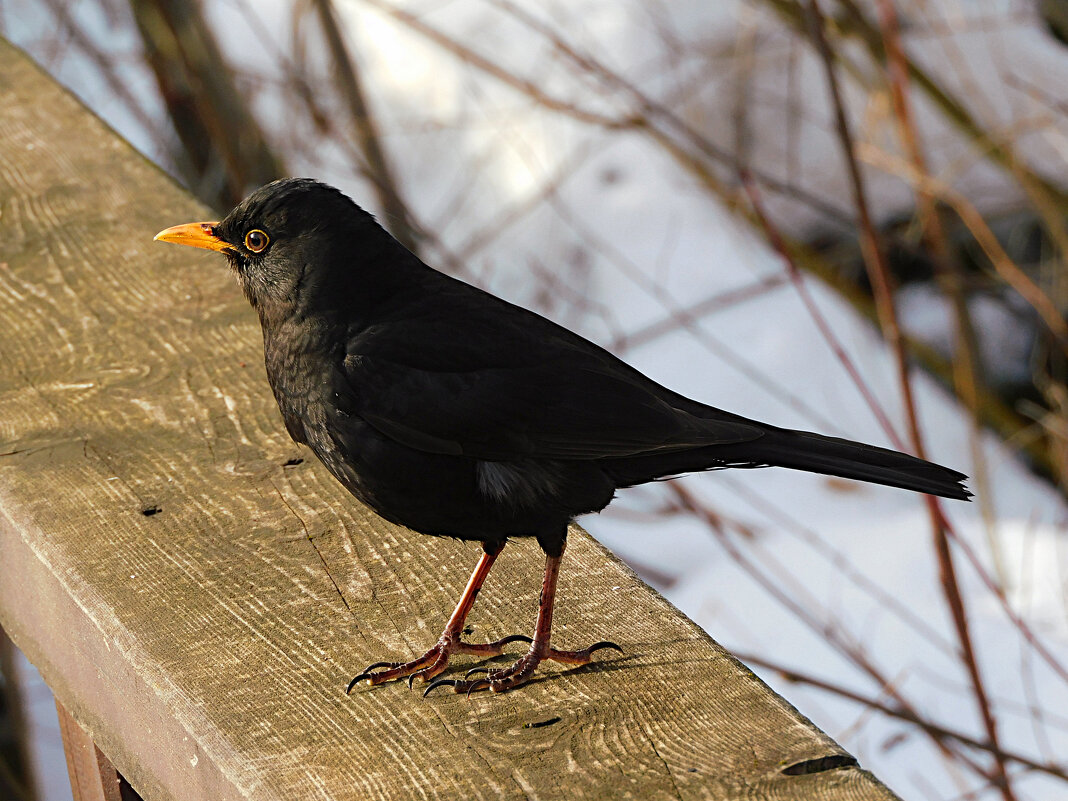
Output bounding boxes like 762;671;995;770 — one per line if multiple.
0;37;899;801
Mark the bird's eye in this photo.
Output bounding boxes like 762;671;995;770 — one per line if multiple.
244;229;270;253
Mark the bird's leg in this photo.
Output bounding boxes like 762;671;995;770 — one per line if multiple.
346;541;530;691
424;540;621;696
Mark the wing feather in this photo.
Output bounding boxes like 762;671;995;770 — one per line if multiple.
338;352;762;462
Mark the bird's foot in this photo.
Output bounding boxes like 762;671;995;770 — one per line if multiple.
346;633;532;692
423;640;622;696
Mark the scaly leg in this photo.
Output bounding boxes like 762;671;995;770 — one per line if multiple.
346;541;529;691
424;541;621;696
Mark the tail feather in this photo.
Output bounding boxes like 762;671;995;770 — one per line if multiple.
741;428;971;500
603;426;971;501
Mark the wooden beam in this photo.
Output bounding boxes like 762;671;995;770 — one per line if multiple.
55;701;140;801
0;37;900;800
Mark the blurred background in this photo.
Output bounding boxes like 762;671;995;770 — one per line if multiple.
1;1;1067;799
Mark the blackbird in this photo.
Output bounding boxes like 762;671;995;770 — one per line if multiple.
156;178;970;696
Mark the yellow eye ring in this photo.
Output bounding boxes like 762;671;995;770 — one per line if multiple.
244;229;270;253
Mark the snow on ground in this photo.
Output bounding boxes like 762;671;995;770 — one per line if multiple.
5;1;1068;799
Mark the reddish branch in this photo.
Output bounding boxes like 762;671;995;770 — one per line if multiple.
803;2;1015;797
667;483;989;778
736;651;1068;784
872;0;1003;581
740;171;904;449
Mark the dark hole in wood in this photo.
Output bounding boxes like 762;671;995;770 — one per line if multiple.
119;772;146;801
283;457;304;467
140;505;161;516
522;717;561;730
782;755;858;775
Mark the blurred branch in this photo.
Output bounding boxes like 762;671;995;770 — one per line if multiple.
802;3;1016;798
453;140;598;263
0;630;37;801
742;170;904;448
761;0;1068;214
667;482;989;779
774;230;1056;478
361;0;859;228
941;509;1068;691
357;0;635;129
310;0;421;254
608;274;789;353
486;0;875;229
40;0;165;147
719;473;957;656
545;191;844;433
1042;0;1068;45
128;0;285;211
843;0;1068;287
856;144;1068;355
874;0;1003;586
737;651;1068;783
730;167;1068;753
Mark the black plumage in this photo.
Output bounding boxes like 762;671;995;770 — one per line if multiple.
156;178;970;695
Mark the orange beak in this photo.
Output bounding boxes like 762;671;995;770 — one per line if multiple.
153;221;231;253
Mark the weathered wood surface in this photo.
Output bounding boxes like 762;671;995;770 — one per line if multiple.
0;38;901;801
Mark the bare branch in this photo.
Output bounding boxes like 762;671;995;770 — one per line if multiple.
736;651;1068;783
310;0;421;253
803;2;1015;796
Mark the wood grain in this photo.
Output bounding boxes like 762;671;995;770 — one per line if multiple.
0;37;901;801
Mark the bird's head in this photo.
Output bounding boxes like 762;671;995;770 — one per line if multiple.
155;178;386;324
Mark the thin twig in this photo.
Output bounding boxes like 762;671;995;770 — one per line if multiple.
718;473;957;657
855;146;1068;356
545;192;845;433
741;170;904;448
667;482;988;778
873;0;1004;587
128;0;285;210
609;275;790;353
735;651;1068;783
311;0;422;254
804;3;1015;797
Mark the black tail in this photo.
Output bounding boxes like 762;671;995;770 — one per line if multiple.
604;425;971;500
743;428;971;500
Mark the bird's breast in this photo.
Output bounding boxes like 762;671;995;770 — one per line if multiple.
262;322;339;440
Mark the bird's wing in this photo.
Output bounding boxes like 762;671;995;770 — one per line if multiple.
336;320;764;461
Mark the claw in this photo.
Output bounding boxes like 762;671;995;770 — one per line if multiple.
349;632;534;694
362;660;400;673
423;678;458;698
348;660;399;691
347;660;402;691
464;666;491;678
495;634;533;647
587;641;624;656
347;667;387;692
466;679;491;698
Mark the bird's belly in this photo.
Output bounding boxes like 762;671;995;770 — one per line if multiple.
307;416;613;541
